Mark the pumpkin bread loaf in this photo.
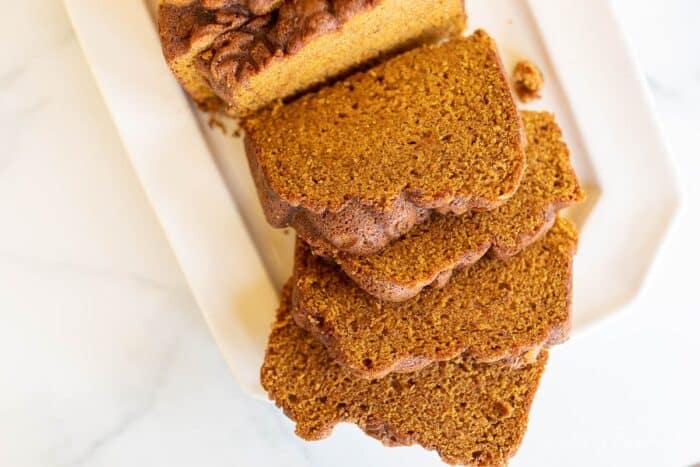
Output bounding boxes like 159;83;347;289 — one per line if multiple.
158;0;466;115
333;111;584;301
292;218;577;379
261;283;549;466
244;31;525;255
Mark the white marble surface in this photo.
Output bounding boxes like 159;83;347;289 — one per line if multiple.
0;1;698;466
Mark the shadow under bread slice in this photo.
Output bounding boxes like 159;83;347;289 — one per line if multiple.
333;111;584;301
292;218;577;379
244;30;525;256
261;283;548;467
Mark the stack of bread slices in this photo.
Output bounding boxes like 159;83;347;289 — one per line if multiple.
159;1;584;465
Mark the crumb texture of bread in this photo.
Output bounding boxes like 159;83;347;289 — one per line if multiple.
334;111;585;301
512;59;544;102
158;0;466;115
245;31;525;255
292;218;577;379
261;283;549;466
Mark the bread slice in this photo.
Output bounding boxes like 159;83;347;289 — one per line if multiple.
261;283;548;466
244;31;525;256
333;111;584;301
158;0;466;115
293;218;577;379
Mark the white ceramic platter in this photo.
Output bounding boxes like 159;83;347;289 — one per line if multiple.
63;0;680;399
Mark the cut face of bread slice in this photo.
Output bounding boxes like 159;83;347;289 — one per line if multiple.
261;283;548;466
158;0;466;115
245;31;525;255
334;111;585;301
293;218;577;379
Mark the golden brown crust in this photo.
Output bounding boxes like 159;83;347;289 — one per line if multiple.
245;32;526;255
158;0;466;114
292;218;577;379
261;283;549;466
331;111;585;301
